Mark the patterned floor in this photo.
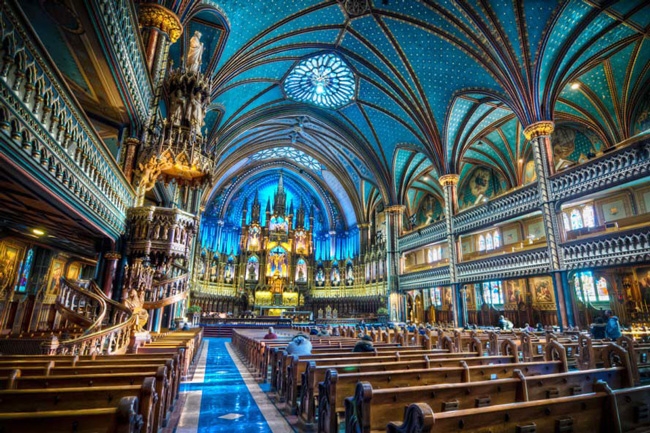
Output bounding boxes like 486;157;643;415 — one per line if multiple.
176;338;292;433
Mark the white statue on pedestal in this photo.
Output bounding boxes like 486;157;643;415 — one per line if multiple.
186;31;204;74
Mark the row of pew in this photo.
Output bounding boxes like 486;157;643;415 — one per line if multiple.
0;327;203;433
233;326;650;433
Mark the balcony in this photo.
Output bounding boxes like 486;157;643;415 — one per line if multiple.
456;247;550;283
562;226;650;270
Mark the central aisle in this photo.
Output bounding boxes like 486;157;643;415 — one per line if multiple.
177;337;293;433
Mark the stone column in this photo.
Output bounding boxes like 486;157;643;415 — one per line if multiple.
439;174;463;326
137;3;182;85
523;121;573;328
122;137;140;183
385;205;405;320
102;251;121;298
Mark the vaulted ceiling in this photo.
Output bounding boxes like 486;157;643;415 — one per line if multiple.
34;0;650;227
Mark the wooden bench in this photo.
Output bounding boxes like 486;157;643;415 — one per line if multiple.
5;367;170;432
342;366;627;433
0;379;158;433
386;390;609;433
316;359;565;431
0;395;142;433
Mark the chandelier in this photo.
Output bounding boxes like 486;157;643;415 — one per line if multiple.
135;62;216;205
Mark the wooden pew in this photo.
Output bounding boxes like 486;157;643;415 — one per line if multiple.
0;379;158;433
5;367;169;433
343;367;627;433
317;359;565;432
385;391;609;433
0;395;142;433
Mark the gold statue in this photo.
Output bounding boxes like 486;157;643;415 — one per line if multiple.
124;288;149;332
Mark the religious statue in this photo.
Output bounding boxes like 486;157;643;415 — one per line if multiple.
186;91;204;131
186;31;204;74
169;89;185;126
247;262;257;280
124;289;149;333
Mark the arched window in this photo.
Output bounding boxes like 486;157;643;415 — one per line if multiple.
432;287;442;306
574;271;607;303
570;209;583;230
427;249;434;263
493;231;501;248
437;246;442;260
486;233;494;250
582;205;595;228
16;248;33;292
478;235;486;251
562;213;571;232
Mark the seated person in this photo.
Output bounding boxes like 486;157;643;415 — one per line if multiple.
497;315;514;331
590;317;606;339
535;323;544;332
353;335;375;353
286;334;312;355
263;326;278;340
522;322;535;332
309;328;319;335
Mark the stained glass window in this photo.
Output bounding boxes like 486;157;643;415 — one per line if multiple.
582;205;595;228
250;147;322;172
596;277;609;301
570;209;583;230
16;248;33;292
483;281;503;305
486;233;494;250
427;249;434;263
284;53;356;109
432;287;442;306
478;235;486;251
493;231;501;248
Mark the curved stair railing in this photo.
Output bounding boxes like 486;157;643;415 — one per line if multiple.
144;270;189;310
53;279;135;355
56;279;107;331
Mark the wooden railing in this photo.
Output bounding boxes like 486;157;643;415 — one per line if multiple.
56;279;107;332
144;272;190;310
52;279;134;356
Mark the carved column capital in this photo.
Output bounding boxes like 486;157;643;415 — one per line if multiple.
104;251;122;261
523;121;555;141
138;3;183;43
385;205;406;214
439;174;459;187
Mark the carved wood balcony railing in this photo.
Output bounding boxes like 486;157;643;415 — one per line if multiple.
399;266;451;290
550;136;650;202
455;247;550;283
54;280;134;356
562;226;650;270
399;220;447;252
0;2;134;238
453;183;540;234
89;0;152;125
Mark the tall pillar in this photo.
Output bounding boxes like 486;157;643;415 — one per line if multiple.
385;205;405;320
439;174;463;326
122;137;140;182
102;251;121;298
137;4;182;87
523;121;573;328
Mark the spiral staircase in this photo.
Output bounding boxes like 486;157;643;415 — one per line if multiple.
53;278;135;355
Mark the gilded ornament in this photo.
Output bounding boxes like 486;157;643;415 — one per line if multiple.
523;121;555;140
138;4;183;43
439;174;459;186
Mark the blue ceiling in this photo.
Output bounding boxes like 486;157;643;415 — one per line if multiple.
145;0;650;220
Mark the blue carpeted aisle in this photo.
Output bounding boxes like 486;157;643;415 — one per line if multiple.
181;337;272;432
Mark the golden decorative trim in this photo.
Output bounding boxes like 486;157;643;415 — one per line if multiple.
385;205;406;213
104;251;122;260
439;174;459;186
523;121;554;140
138;4;183;43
